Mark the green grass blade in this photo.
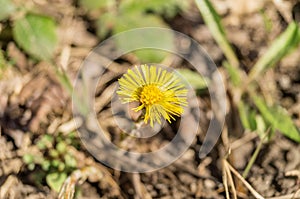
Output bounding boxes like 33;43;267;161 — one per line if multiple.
248;22;300;83
195;0;239;69
223;61;241;86
238;100;252;130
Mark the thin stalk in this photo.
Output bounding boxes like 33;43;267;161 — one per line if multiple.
225;160;265;199
242;128;270;178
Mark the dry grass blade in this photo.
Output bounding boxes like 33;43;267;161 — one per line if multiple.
222;147;237;199
225;160;265;199
0;175;18;198
58;175;76;199
132;173;152;199
221;125;237;199
58;166;100;199
222;159;230;199
230;131;258;150
285;170;300;180
225;161;237;199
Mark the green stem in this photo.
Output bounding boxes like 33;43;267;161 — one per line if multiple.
54;67;73;96
242;129;269;178
50;62;86;115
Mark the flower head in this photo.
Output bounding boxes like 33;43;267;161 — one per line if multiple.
117;65;188;127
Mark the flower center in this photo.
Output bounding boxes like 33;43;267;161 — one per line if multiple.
140;85;163;105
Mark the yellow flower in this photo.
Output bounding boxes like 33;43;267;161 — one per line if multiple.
117;65;188;127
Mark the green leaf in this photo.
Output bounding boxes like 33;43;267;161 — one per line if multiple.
56;142;67;153
248;22;300;82
223;61;241;86
0;0;15;21
41;160;51;171
58;162;65;171
238;100;256;130
260;9;273;32
46;172;67;192
252;95;300;143
23;154;34;164
0;50;6;79
79;0;110;10
0;50;6;70
147;0;188;17
37;134;53;150
176;69;208;90
64;154;77;168
13;14;58;61
119;0;187;18
255;114;268;140
97;12;117;39
134;49;169;63
195;0;239;69
112;13;174;62
51;159;60;168
118;0;146;14
49;149;59;158
28;163;35;171
96;1;180;62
